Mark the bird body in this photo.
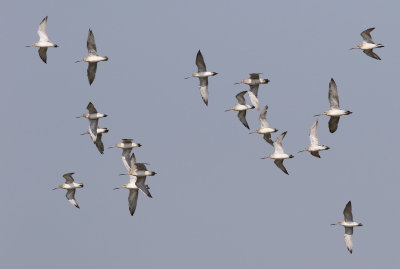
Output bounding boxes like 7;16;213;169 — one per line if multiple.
262;131;293;174
76;29;108;85
351;28;384;60
185;50;218;106
299;120;329;158
77;102;107;142
235;74;269;111
53;173;83;208
225;91;255;129
27;16;58;63
331;201;363;254
315;78;352;133
250;105;277;145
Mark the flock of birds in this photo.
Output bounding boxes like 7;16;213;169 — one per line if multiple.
27;16;384;254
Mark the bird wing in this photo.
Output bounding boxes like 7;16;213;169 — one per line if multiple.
328;78;340;109
328;116;340;133
273;131;287;154
237;110;250;129
38;16;49;42
309;120;320;146
62;173;75;183
38;47;48;63
130;152;138;171
363;49;381;60
249;73;261;79
263;133;274;146
128;189;139;216
89;119;98;142
199;77;209;105
344;227;353;254
249;84;259;97
274;159;289;175
343;201;353;222
95;133;104;154
122;148;133;171
87;29;98;56
87;62;98;85
248;88;259;111
66;189;79;208
259;105;269;128
360;27;375;43
136;176;152;198
236;91;247;105
196;50;207;72
310;151;321;158
87;102;97;113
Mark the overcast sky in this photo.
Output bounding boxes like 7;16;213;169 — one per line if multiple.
1;0;400;268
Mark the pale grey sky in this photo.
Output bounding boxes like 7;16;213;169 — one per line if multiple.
1;0;400;268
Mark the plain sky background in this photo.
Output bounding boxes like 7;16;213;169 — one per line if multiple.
1;0;399;268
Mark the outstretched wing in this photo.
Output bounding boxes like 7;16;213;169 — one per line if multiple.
122;148;133;171
196;50;207;72
199;77;209;105
89;119;98;142
328;116;340;133
309;120;320;146
136;176;152;198
363;49;381;60
128;189;139;216
360;27;375;43
95;133;104;154
237;110;249;129
87;102;97;114
235;91;247;105
328;78;340;109
87;29;98;56
259;105;269;128
343;201;353;222
38;16;49;42
87;62;98;85
63;173;75;183
274;159;289;175
248;86;259;111
263;133;274;146
344;227;353;254
38;47;48;63
273;131;287;154
66;189;79;208
249;73;261;79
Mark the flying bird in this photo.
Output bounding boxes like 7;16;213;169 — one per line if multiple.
75;29;109;85
185;50;218;106
298;120;329;158
76;102;107;142
350;28;384;60
115;153;153;216
53;173;84;208
261;131;293;175
331;201;363;254
26;16;58;63
235;73;269;110
249;105;278;146
81;126;109;154
120;152;157;178
315;78;352;133
225;91;255;129
108;139;142;171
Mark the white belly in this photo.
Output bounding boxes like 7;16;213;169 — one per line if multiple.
257;127;276;134
308;145;327;151
234;104;252;111
34;41;56;47
342;222;360;227
88;113;105;119
360;43;378;50
132;170;152;176
195;72;213;78
270;153;290;159
326;109;347;116
86;55;107;63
